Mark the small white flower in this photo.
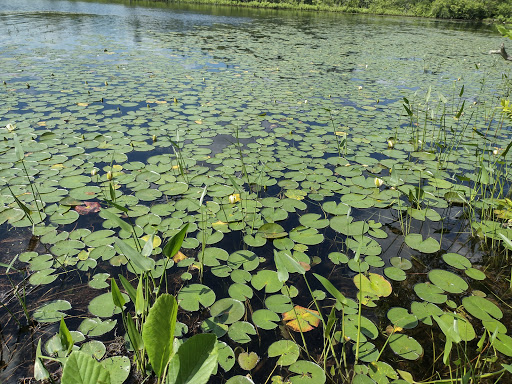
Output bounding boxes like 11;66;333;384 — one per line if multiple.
6;123;15;132
106;171;113;180
387;140;394;148
91;168;98;176
358;86;363;90
374;178;384;187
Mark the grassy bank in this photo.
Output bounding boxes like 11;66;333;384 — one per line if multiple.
129;0;512;21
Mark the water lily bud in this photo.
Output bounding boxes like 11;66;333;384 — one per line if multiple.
358;86;363;90
6;123;15;132
374;178;384;187
152;135;157;142
106;171;113;180
228;194;241;204
493;148;499;155
91;168;98;176
387;140;394;148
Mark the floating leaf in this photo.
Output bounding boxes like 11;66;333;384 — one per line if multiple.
33;300;71;323
210;298;245;325
61;351;110;384
404;234;440;254
252;309;280;330
268;340;300;366
353;273;392;298
75;201;101;215
288;360;326;384
101;356;130;384
388;334;423;360
282;306;320;332
414;283;447;304
258;223;287;239
428;270;468;294
238;352;259;371
462;296;502;321
178;284;216;312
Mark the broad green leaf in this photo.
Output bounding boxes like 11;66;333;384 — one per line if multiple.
59;317;74;355
167;333;218;384
34;339;49;381
111;278;126;309
118;275;136;303
163;223;189;258
142;294;178;378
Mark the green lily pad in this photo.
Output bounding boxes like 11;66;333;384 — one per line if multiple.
442;253;471;270
495;334;512;357
79;318;117;337
178;284;216;312
354;273;392;298
428;269;468;294
387;307;418;329
299;213;329;229
251;270;283;293
265;294;293;313
322;201;350;215
410;301;443;325
414;283;447;304
228;321;256;344
238;352;259;371
462;296;503;321
390;257;412;270
384;267;406;281
289;360;326;384
465;267;486;280
88;292;129;318
101;356;131;384
330;216;369;236
268;340;300;366
210;298;245;324
258;223;287;239
217;342;235;372
388;333;423;360
252;309;280;330
404;234;440;254
33;300;71;323
289;226;323;245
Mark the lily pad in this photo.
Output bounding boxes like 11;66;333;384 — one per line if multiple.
404;234;440;254
289;360;326;384
33;300;71;323
282;306;320;332
252;309;280;330
428;269;468;294
178;284;216;312
268;340;300;366
388;334;423;360
238;352;259;371
210;298;245;324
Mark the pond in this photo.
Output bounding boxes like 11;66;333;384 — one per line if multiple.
1;0;512;383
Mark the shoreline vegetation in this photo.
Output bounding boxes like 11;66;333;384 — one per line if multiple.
110;0;512;21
